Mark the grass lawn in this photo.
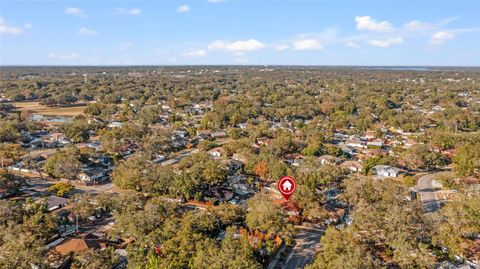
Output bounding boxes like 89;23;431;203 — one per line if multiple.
12;101;87;116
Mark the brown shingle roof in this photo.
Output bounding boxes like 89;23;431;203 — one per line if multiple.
54;237;106;255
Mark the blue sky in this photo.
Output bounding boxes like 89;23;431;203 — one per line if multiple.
1;0;479;65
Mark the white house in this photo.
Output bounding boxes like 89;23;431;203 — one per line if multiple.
372;165;400;177
346;137;365;148
78;168;108;183
208;147;225;158
107;121;123;128
236;123;248;129
367;139;384;148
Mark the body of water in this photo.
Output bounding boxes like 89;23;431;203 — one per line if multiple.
31;114;73;123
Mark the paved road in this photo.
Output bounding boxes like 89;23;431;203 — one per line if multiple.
23;177;117;195
283;224;324;269
161;148;199;166
417;174;440;213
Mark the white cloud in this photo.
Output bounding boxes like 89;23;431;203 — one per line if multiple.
355;16;393;32
177;5;191;13
183;49;207;58
346;41;360;48
65;7;87;18
275;44;289;51
113;7;142;15
293;39;323;50
24;23;32;29
428;31;455;46
0;17;24;34
48;52;81;60
367;37;403;48
117;43;133;52
78;27;98;36
404;20;434;31
208;39;265;52
129;8;142;15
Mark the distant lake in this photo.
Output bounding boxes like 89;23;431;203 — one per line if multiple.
31;114;73;123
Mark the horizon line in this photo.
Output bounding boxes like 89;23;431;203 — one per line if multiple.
1;64;480;68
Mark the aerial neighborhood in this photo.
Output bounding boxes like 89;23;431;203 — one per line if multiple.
0;66;479;269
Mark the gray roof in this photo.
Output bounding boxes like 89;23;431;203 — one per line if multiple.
373;165;400;174
35;195;70;209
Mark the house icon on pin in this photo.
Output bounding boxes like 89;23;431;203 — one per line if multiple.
282;180;293;191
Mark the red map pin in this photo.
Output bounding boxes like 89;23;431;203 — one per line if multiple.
277;176;296;201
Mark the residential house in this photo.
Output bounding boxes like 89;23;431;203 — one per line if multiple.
273;199;301;217
334;132;348;141
318;155;341;165
367;139;384;148
85;141;101;151
77;168;108;184
325;188;341;201
191;105;205;115
42;132;70;147
227;174;254;196
435;261;479;269
388;139;403;148
28;137;46;148
403;138;417;148
36;196;70;212
204;187;234;202
222;159;243;174
152;154;166;163
345;137;365;148
53;233;107;256
357;149;388;160
325;206;346;225
365;130;376;140
208;147;226;158
372;165;401;178
172;130;188;139
441;149;457;158
196;130;212;138
232;153;248;163
256;137;272;146
172;139;188;148
87;118;104;125
340;144;356;156
340;160;363;173
107;121;123;128
236;123;248;129
211;131;227;139
284;153;305;167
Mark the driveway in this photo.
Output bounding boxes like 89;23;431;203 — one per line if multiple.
283;224;324;269
417;174;441;212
